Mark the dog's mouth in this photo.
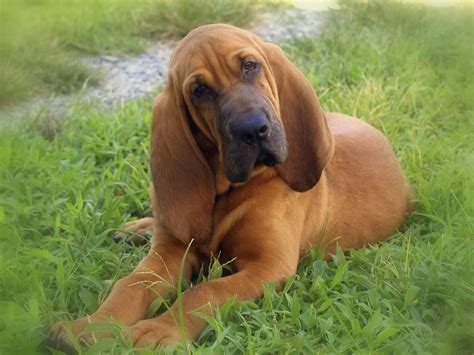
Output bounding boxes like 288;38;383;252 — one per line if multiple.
255;147;278;167
223;147;280;184
222;128;287;184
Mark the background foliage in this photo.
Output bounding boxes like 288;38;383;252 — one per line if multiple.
0;0;259;107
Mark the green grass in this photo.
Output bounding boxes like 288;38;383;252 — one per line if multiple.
0;2;473;354
0;0;260;108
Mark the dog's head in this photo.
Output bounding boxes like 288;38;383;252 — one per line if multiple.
168;25;288;184
151;24;334;242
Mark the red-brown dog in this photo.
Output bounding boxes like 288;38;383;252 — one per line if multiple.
50;24;414;350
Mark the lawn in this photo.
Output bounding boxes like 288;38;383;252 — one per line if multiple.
0;2;473;354
0;0;259;108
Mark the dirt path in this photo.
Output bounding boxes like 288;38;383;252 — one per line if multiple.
1;7;326;123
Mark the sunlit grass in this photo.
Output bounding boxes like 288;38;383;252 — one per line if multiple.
0;2;472;353
0;0;260;108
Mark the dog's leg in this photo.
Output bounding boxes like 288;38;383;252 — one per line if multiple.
48;235;199;352
129;227;300;348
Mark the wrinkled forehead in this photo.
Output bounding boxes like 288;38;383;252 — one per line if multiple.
169;25;266;84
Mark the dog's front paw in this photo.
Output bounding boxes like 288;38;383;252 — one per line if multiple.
129;317;185;349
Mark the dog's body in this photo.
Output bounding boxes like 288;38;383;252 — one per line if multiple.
50;25;414;351
202;112;412;261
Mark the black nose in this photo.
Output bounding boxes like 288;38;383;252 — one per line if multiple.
230;114;270;145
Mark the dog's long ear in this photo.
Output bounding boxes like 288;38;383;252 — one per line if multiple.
264;43;335;192
150;81;215;244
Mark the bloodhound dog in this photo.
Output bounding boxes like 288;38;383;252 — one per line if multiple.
50;24;414;350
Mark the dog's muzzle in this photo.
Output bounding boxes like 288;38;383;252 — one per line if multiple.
222;111;288;183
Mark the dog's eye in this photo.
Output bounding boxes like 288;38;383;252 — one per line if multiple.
193;85;213;99
242;61;258;72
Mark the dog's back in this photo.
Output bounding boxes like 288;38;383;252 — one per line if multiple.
322;113;414;252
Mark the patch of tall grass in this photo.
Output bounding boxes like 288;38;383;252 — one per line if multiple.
0;0;260;107
0;2;472;353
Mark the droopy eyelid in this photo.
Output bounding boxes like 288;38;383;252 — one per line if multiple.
184;71;215;94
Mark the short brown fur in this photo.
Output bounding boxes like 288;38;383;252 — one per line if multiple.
49;24;414;351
